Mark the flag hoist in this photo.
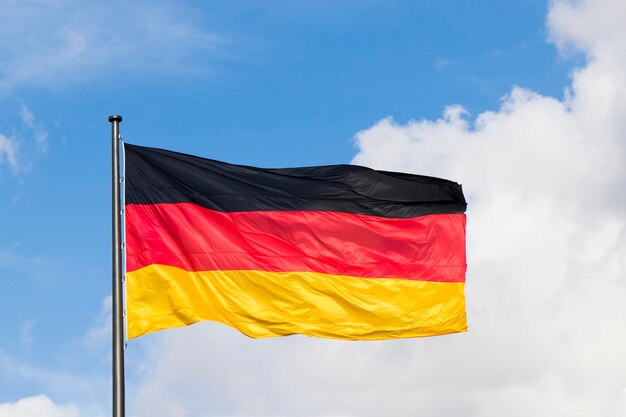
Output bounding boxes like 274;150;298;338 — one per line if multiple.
110;115;468;417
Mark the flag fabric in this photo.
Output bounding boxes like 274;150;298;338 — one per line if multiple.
124;144;467;340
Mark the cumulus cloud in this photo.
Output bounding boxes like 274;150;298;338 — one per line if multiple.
548;0;626;61
0;0;225;92
129;0;625;416
0;395;79;417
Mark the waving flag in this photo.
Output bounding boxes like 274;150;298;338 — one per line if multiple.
124;144;467;340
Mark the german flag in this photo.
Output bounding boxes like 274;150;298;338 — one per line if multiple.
124;144;467;340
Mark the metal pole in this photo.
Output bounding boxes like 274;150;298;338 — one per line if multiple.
109;114;125;417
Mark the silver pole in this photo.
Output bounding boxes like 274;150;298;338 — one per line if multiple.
109;115;125;417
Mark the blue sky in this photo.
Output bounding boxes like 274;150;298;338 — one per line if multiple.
1;1;625;416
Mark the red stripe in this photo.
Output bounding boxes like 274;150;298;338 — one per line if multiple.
125;203;466;282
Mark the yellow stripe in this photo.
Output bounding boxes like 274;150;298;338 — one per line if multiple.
126;264;467;340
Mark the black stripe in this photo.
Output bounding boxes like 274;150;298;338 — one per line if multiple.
124;144;466;218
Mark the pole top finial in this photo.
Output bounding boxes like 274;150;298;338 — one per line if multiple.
109;115;123;123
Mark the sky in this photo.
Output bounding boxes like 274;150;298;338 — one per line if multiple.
0;0;624;416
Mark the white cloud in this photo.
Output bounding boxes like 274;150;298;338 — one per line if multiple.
82;296;112;348
0;105;50;174
19;319;36;350
0;351;108;417
0;395;79;417
0;0;225;92
0;350;106;404
18;105;34;127
127;0;626;416
0;249;48;275
434;56;450;72
0;134;18;171
548;0;626;62
19;105;48;154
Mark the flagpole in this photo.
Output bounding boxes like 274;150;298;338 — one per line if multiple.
109;115;125;417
